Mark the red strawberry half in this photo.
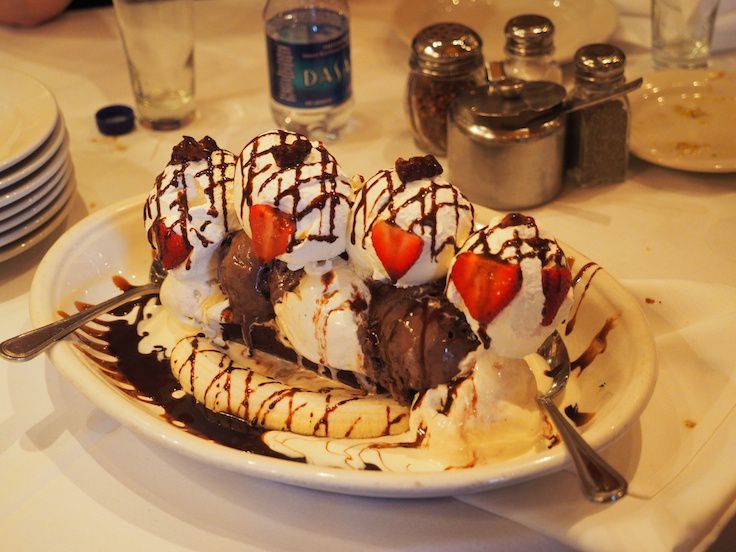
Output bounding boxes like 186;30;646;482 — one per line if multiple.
371;219;424;282
249;204;295;264
450;252;522;325
541;266;572;326
153;219;191;270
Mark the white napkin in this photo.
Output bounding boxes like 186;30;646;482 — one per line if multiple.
457;279;736;552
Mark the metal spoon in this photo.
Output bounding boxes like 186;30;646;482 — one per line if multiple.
536;331;628;503
0;261;166;361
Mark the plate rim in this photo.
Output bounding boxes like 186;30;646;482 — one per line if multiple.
0;67;59;173
0;136;70;207
0;115;66;190
30;194;658;498
630;68;736;173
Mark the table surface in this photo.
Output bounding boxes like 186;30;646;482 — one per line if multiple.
0;1;734;550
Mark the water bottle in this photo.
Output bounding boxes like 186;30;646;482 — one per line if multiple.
264;0;353;140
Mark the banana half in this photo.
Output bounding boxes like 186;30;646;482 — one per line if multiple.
170;336;410;439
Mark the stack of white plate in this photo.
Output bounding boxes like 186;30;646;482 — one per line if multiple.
0;67;75;263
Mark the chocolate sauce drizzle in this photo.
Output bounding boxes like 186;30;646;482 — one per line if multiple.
68;292;292;460
143;136;236;271
564;403;595;427
239;130;352;252
350;156;474;263
565;261;603;336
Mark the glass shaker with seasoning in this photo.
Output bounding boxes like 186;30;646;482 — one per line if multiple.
406;23;488;156
503;14;562;84
565;44;630;186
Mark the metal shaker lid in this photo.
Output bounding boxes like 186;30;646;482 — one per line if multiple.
450;78;567;131
410;23;484;76
504;14;555;57
574;43;626;83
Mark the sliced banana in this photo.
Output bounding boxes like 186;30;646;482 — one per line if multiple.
170;336;409;439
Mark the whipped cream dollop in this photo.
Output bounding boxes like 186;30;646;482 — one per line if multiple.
273;258;371;375
235;130;354;271
143;136;238;340
347;155;474;287
446;213;573;358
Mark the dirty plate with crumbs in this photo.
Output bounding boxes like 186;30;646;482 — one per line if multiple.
630;69;736;173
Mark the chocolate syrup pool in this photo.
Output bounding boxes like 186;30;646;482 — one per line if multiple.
75;292;294;461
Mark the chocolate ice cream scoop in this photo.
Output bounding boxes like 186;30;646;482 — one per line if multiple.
363;281;479;404
218;231;274;342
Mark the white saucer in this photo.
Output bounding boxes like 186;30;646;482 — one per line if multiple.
0;194;73;263
0;173;75;248
630;69;736;173
0;163;71;233
0;116;66;190
0;136;69;208
0;67;59;173
0;159;71;224
391;0;618;64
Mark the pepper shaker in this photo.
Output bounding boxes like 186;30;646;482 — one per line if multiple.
503;15;562;84
565;44;630;186
406;23;488;156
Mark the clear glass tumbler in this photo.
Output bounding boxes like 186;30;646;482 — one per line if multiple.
112;0;196;130
651;0;720;69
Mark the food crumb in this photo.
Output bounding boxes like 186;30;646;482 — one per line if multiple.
644;297;661;304
684;419;696;428
674;105;707;119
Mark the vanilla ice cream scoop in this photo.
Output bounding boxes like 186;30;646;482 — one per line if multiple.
446;212;573;358
272;257;370;376
347;155;474;287
143;136;238;340
410;346;544;465
235;130;354;271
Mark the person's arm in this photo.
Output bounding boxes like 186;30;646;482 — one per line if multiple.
0;0;74;26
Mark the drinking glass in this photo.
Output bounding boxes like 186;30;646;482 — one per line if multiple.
651;0;720;68
112;0;196;130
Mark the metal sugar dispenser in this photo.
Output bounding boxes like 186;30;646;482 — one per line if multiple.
406;23;488;156
565;44;630;186
447;78;567;210
503;14;562;84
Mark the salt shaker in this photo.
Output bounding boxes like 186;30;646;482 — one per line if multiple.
503;15;562;84
406;23;488;156
565;44;630;186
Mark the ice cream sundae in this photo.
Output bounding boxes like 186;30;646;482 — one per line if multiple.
128;131;578;469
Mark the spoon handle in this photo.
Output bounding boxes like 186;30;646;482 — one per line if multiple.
0;284;159;362
538;395;628;503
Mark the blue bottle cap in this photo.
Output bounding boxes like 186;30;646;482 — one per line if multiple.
95;105;135;136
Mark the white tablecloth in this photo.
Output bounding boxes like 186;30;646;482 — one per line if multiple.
1;1;734;550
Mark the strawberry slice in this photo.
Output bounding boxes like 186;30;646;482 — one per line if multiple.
153;219;191;270
249;204;295;264
541;266;572;326
450;252;522;325
371;220;424;282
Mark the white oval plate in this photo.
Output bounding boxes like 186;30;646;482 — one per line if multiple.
0;172;74;248
0;67;59;173
391;0;618;64
630;69;736;173
0;116;66;190
30;195;657;498
0;138;69;209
